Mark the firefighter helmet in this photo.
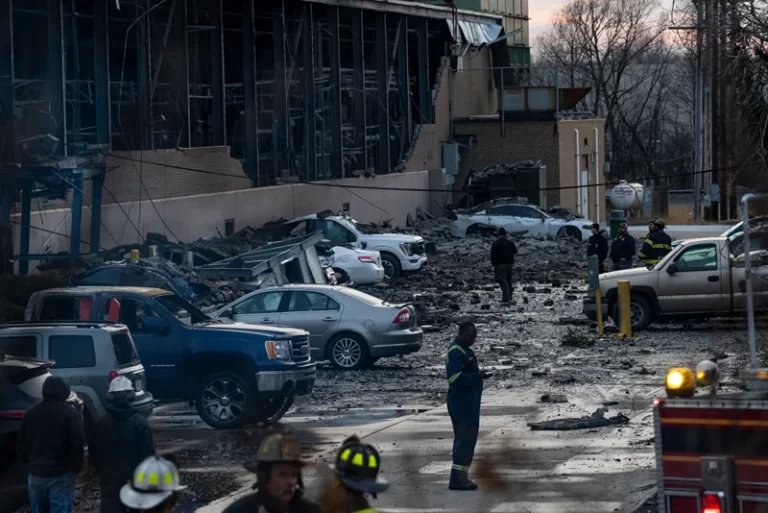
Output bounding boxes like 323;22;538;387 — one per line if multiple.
107;375;135;403
244;432;305;472
653;218;667;228
120;456;187;510
332;436;388;494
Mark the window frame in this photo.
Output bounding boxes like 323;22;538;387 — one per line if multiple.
673;244;719;273
286;291;341;312
232;291;287;315
47;334;97;369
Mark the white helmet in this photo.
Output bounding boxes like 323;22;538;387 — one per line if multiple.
108;376;134;393
120;456;186;510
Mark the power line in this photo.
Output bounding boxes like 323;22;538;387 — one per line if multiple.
107;152;251;180
8;219;104;249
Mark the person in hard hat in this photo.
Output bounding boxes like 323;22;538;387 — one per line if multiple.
322;435;388;513
638;218;672;267
222;432;318;513
120;456;185;513
610;222;636;270
91;376;156;513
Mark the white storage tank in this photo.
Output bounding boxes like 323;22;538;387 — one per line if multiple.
608;180;644;210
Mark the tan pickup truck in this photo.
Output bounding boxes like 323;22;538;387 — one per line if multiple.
583;234;768;330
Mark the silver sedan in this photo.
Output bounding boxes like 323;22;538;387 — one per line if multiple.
212;284;423;370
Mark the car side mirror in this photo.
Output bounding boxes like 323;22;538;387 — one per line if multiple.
142;317;170;334
360;241;367;249
218;308;233;318
667;263;678;275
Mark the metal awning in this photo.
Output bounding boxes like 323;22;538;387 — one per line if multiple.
447;20;504;46
194;232;325;279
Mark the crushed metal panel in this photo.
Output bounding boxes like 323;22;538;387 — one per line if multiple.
193;232;325;280
446;19;503;46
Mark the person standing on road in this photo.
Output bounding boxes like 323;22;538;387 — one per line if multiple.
321;435;388;513
446;321;491;491
610;222;635;270
491;228;517;303
91;376;156;513
119;456;186;513
223;432;319;513
587;223;609;273
638;218;672;267
17;376;84;513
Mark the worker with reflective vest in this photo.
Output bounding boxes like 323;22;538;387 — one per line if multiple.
445;321;491;491
119;456;186;513
323;435;388;513
638;218;672;266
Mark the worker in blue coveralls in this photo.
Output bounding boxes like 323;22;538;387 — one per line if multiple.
445;321;491;491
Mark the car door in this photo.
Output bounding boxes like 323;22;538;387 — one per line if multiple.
276;291;342;357
656;243;722;313
517;206;550;237
229;290;287;326
728;232;768;311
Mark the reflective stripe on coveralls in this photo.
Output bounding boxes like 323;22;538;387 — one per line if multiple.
445;340;482;483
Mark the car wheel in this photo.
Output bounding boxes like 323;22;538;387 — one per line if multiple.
195;371;250;429
249;394;294;427
381;253;402;281
611;294;653;332
333;268;351;285
328;334;370;370
557;226;582;241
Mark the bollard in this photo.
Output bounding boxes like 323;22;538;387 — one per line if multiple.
618;280;632;338
130;249;140;262
595;290;604;336
587;255;603;335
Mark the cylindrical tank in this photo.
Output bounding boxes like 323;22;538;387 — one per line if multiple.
608;181;645;210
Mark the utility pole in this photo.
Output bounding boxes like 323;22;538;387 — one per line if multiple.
693;0;705;221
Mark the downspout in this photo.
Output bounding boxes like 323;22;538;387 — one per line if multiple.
574;129;581;216
594;127;600;224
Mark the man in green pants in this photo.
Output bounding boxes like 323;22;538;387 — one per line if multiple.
491;228;517;303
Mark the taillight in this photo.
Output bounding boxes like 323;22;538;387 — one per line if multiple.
109;371;119;381
702;492;725;513
0;410;26;420
393;308;410;325
358;256;376;263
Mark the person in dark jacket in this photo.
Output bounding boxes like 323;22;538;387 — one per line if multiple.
587;223;609;273
610;222;636;270
223;432;318;513
638;218;673;266
446;321;491;491
320;435;389;513
17;376;84;513
90;376;156;513
490;228;518;303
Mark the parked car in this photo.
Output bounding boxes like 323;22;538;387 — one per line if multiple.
317;243;385;285
447;199;594;240
583;232;768;331
24;287;316;429
284;214;429;280
212;284;423;370
0;322;154;428
0;355;83;512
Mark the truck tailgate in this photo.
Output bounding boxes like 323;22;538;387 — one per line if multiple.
656;398;768;512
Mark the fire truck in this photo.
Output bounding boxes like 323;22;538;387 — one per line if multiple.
654;194;768;513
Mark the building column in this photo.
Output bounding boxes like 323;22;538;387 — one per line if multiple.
352;11;366;172
242;0;259;185
302;3;316;181
90;172;104;254
172;0;190;148
70;170;83;262
397;16;411;143
416;17;431;124
48;0;66;155
273;0;288;181
93;0;111;147
210;0;226;146
0;0;14;164
376;13;390;174
328;6;343;177
19;181;30;274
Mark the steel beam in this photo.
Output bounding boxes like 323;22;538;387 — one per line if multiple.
137;1;152;149
70;170;83;262
352;11;366;172
301;0;503;25
93;0;111;146
173;0;190;147
48;0;66;155
376;13;390;174
327;6;343;177
211;0;226;146
302;3;316;181
416;17;430;124
19;182;30;274
90;172;103;253
0;0;14;164
397;15;411;144
0;180;10;225
273;0;288;181
242;0;259;185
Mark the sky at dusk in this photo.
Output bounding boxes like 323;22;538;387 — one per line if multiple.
528;0;564;40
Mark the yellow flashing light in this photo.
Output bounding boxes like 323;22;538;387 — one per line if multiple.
665;368;696;398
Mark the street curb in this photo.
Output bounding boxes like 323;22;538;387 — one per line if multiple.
628;488;656;513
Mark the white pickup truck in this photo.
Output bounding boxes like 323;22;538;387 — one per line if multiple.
284;214;429;280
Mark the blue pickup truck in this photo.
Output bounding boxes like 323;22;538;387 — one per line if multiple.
24;287;316;429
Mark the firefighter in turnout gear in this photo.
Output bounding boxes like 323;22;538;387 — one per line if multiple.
326;435;388;513
223;432;318;513
445;321;491;491
638;218;672;266
119;456;186;513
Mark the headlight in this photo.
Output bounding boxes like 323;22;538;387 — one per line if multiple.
265;340;292;360
400;242;413;256
665;368;696;398
695;360;720;387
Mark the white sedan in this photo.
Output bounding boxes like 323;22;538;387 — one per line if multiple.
319;245;385;285
449;202;593;241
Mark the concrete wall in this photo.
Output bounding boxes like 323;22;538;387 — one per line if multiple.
11;171;431;257
557;119;606;223
452;49;499;119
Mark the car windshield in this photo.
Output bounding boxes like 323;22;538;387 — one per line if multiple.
154;293;212;324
